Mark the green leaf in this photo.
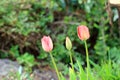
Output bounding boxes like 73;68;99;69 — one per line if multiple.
60;72;66;80
9;45;19;58
77;61;86;80
17;52;36;67
69;68;76;80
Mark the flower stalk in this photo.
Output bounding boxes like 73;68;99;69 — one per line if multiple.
69;50;74;72
84;40;90;80
49;52;60;80
41;36;60;80
77;25;90;80
65;37;74;72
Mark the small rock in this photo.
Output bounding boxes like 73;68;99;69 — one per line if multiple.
0;59;21;79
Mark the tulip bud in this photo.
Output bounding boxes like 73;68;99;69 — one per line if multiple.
41;36;53;52
66;37;72;50
77;25;90;41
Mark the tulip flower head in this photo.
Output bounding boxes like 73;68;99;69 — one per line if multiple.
41;36;53;52
77;25;90;41
66;37;72;50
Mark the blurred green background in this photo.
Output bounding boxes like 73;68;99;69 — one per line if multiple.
0;0;120;75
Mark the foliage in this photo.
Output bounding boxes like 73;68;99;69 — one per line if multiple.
9;45;20;58
108;47;120;63
91;60;120;80
0;0;120;79
17;52;36;72
0;0;53;36
0;45;19;58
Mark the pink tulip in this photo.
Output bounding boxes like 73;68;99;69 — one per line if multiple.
41;36;53;52
77;25;90;40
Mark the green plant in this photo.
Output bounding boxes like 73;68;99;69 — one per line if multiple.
37;41;48;60
65;37;74;72
9;45;20;58
49;51;61;80
77;61;87;80
108;47;120;63
90;60;120;80
17;52;36;72
0;45;20;59
69;68;77;80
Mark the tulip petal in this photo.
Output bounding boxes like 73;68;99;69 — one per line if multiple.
77;25;90;41
41;36;53;52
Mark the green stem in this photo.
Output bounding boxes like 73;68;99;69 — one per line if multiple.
69;50;74;72
49;52;60;80
84;41;90;80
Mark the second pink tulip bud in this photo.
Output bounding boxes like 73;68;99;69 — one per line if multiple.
77;25;90;41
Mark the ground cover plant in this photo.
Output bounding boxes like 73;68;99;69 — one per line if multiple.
0;0;120;80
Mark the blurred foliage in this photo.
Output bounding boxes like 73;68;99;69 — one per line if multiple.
17;52;36;72
91;61;120;79
0;0;120;77
108;47;120;64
